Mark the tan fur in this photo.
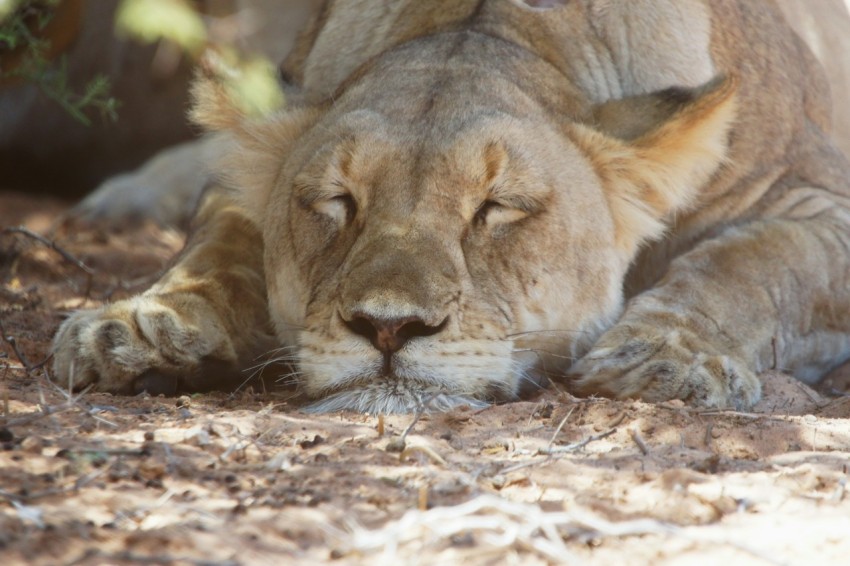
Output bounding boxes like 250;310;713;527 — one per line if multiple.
53;0;850;412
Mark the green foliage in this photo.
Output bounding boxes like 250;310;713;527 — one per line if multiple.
0;0;25;28
204;48;285;118
115;0;206;55
0;0;285;126
116;0;285;118
0;0;119;126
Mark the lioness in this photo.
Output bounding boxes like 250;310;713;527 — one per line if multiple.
52;0;850;413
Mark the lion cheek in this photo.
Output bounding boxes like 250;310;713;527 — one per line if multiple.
265;263;310;348
516;264;623;354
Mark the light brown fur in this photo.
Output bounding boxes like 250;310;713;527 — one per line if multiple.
53;0;850;412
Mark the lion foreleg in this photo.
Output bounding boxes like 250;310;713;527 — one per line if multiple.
52;186;275;394
571;214;850;409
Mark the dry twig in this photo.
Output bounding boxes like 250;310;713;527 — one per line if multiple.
0;316;34;372
2;400;76;427
537;428;617;455
629;427;650;455
67;549;238;566
400;444;447;467
546;406;575;452
2;226;95;277
3;226;98;303
335;494;670;563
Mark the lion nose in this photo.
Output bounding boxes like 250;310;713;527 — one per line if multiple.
343;314;448;354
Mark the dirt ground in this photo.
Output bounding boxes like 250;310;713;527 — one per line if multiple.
1;190;850;566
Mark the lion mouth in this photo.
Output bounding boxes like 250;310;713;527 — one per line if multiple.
297;341;519;413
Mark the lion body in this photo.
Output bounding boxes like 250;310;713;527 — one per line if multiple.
53;0;850;412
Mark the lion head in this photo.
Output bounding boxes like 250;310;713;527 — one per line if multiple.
192;29;737;413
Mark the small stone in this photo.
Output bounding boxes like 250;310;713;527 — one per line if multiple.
385;437;406;453
265;452;292;471
137;459;166;481
185;429;211;447
480;439;510;455
535;403;554;419
20;436;44;454
298;435;325;450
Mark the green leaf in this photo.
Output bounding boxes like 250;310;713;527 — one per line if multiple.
115;0;207;54
0;0;22;24
226;56;285;117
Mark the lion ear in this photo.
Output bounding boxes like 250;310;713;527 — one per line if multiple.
189;73;248;132
189;75;321;217
568;76;738;253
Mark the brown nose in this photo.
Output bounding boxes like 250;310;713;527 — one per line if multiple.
343;314;448;354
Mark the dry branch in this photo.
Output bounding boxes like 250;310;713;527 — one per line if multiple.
2;226;95;276
0;316;33;372
2;225;96;302
538;427;617;455
630;427;650;455
1;400;76;427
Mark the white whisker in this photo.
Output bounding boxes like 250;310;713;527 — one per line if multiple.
304;386;489;414
513;348;577;362
504;329;592;339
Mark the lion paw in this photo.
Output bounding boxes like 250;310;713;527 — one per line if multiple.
569;324;761;409
52;295;238;395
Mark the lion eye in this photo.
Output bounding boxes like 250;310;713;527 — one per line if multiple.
474;200;501;224
474;199;530;226
313;194;357;225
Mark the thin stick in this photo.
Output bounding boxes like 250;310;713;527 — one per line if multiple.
546;406;574;451
3;381;92;427
704;423;714;447
794;381;828;408
697;410;793;421
400;445;447;467
537;428;617;455
3;401;75;427
418;484;429;511
630;428;650;455
400;394;438;443
3;226;95;276
68;551;239;566
0;317;33;372
3;226;96;304
607;410;628;429
62;447;147;457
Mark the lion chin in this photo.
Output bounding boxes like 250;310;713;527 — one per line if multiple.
303;381;490;414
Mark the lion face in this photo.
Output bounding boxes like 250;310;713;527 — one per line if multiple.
269;109;626;412
198;33;737;413
262;48;629;414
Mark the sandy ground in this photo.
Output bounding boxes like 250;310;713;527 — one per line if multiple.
2;190;850;566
